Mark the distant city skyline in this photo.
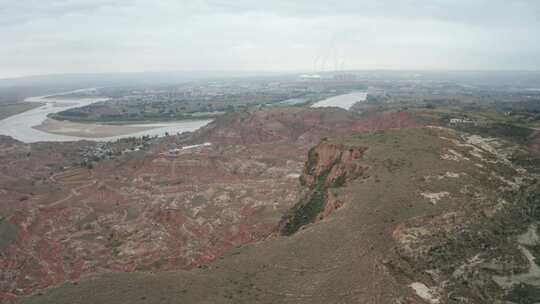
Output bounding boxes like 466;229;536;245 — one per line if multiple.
1;0;539;78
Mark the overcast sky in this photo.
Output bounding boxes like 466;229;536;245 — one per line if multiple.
1;0;539;78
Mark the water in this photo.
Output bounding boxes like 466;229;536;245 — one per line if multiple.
276;98;308;106
311;92;368;110
0;91;212;143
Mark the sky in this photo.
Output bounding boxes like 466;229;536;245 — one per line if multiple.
0;0;539;78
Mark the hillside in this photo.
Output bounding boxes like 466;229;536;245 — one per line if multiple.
22;126;540;304
0;107;422;302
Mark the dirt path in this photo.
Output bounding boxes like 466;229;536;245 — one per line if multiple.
47;180;97;207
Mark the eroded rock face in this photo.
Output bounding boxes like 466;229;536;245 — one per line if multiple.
280;141;368;235
319;191;344;220
301;142;368;188
0;139;303;301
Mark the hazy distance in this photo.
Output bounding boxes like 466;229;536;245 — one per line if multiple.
1;0;540;79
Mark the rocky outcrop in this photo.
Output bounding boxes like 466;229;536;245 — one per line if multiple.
280;141;368;235
301;142;368;188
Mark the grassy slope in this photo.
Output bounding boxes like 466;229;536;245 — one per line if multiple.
414;106;538;129
23;127;534;304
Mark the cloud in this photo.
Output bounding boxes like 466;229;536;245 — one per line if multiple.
4;0;537;26
0;0;539;78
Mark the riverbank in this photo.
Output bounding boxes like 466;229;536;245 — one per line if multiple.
0;102;44;120
33;118;162;138
49;112;222;125
0;90;212;143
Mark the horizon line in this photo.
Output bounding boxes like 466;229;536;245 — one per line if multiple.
2;68;540;82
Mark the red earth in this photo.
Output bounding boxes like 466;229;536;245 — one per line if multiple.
0;107;421;301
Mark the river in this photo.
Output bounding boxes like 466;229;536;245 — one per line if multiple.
0;91;212;143
311;91;368;110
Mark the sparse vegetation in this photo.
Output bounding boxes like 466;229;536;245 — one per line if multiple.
0;102;42;120
0;217;18;249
